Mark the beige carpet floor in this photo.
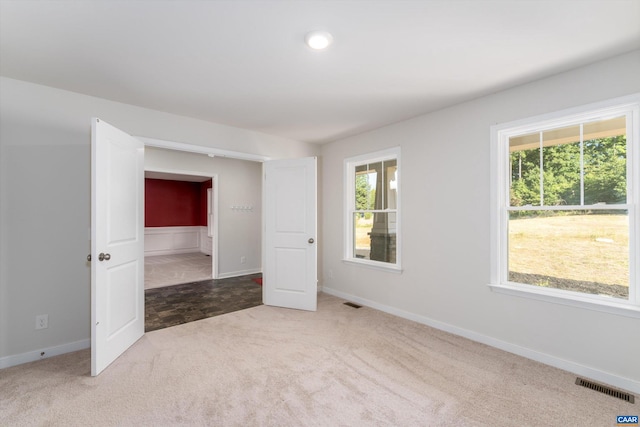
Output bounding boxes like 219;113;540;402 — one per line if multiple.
0;293;633;426
145;252;212;289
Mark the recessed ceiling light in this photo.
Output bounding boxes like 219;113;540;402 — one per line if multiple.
305;30;333;50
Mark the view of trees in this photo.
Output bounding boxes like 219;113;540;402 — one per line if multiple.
510;135;627;207
355;173;376;214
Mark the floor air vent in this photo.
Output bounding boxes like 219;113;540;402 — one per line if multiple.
575;377;635;403
344;302;362;309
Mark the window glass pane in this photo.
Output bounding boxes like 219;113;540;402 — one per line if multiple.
509;132;540;206
508;210;629;299
367;161;383;210
384;159;398;209
355;165;376;210
355;164;368;173
354;212;372;259
583;117;627;205
353;212;397;263
541;125;581;206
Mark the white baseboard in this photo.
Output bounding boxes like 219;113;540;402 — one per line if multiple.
218;268;261;279
0;339;90;370
144;248;203;257
322;286;640;395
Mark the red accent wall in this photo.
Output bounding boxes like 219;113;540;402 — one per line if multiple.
145;179;210;227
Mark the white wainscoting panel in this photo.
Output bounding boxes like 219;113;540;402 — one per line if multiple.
199;226;212;255
145;226;201;256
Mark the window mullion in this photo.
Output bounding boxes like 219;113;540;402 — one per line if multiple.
381;161;385;210
539;131;544;206
580;123;585;206
629;109;639;306
630;206;638;305
507;204;629;212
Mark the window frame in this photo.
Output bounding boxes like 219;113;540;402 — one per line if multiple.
489;94;640;318
344;147;402;272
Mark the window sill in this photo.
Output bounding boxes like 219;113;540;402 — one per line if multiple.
342;258;403;274
489;282;640;319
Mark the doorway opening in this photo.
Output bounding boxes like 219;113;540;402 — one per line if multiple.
143;170;216;289
91;122;316;375
141;146;265;332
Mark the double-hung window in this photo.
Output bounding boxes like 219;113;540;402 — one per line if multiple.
344;147;401;271
490;94;640;315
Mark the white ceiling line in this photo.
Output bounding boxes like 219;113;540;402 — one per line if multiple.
136;136;271;163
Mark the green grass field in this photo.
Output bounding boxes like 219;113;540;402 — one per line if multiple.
509;213;629;287
357;213;629;290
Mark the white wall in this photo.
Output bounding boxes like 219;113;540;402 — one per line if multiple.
321;50;640;393
0;77;318;364
145;147;263;278
2;49;638;391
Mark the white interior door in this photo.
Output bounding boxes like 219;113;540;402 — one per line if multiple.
91;118;145;376
263;157;317;311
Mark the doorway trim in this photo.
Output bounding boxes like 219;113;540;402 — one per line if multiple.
137;136;271;163
138;135;270;280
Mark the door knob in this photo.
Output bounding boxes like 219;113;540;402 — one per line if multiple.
87;254;91;262
308;238;315;244
98;253;111;261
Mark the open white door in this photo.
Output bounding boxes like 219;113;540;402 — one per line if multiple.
91;118;145;376
263;157;317;311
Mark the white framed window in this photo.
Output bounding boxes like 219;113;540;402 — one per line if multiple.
344;147;401;272
490;94;640;317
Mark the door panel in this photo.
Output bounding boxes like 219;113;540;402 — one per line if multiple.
106;262;139;335
263;157;317;311
275;248;307;292
91;118;145;376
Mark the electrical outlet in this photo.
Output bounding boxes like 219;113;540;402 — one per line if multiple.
36;314;48;330
240;256;246;264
